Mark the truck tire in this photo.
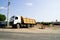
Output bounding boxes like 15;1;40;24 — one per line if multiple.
17;24;20;29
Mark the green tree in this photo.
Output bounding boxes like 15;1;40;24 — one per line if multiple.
0;14;6;21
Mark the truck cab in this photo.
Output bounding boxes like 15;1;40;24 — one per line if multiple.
10;16;21;28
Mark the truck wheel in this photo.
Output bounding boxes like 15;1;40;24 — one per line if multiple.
17;24;20;29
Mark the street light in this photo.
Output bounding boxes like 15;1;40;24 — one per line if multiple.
7;0;10;28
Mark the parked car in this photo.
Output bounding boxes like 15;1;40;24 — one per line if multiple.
0;21;7;28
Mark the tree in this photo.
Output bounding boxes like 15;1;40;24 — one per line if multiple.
0;14;6;21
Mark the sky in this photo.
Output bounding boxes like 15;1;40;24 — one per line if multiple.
0;0;60;22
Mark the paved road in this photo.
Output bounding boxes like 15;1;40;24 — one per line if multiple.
0;31;60;40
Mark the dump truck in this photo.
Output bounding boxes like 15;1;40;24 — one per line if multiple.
10;16;36;28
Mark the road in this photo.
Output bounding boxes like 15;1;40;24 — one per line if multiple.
0;31;60;40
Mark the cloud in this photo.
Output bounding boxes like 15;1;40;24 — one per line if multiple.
0;7;7;10
25;3;32;6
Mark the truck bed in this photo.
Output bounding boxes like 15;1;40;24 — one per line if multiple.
21;16;36;24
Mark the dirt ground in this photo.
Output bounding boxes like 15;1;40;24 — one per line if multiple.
0;24;60;33
34;24;60;30
0;25;60;33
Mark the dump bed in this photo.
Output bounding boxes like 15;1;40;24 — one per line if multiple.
21;16;36;24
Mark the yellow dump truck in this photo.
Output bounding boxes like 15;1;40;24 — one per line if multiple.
10;16;36;28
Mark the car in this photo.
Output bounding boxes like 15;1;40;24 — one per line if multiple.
0;21;7;28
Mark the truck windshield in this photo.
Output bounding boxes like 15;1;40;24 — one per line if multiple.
12;16;15;18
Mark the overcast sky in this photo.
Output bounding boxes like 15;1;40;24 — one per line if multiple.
0;0;60;22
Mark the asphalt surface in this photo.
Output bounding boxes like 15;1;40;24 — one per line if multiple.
0;31;60;40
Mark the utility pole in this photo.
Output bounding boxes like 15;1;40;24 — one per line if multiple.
7;0;10;28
